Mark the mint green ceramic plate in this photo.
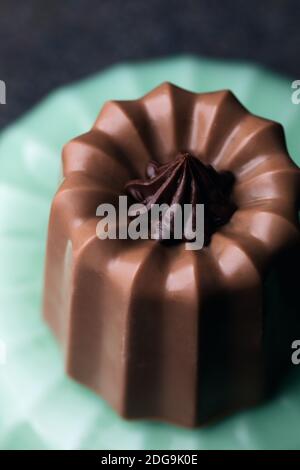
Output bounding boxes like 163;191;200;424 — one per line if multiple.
0;56;299;450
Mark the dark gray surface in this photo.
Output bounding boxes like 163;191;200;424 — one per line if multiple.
0;0;299;128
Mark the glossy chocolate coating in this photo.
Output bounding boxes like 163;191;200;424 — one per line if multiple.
43;83;300;427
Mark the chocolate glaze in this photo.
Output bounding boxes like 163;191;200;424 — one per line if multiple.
43;83;300;427
125;152;236;245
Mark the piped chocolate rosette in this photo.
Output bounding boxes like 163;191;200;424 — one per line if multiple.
125;152;236;245
44;83;300;427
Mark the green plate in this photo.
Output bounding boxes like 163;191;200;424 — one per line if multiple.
0;56;299;450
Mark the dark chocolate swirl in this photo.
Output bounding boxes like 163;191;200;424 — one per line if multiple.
125;152;236;245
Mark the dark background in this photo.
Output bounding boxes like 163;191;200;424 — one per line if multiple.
0;0;299;128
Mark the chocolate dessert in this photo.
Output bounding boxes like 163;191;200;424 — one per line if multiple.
43;83;300;427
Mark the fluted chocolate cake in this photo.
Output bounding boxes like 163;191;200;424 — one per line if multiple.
44;83;300;427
